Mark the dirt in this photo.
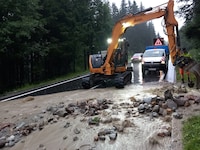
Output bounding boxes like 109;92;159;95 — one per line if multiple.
0;82;200;150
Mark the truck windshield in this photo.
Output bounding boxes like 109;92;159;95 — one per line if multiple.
143;49;164;57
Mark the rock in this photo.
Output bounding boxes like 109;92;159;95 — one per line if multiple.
0;139;6;148
88;117;100;126
162;115;172;122
173;112;183;119
64;122;70;128
164;90;173;100
112;104;119;109
133;102;140;107
65;107;74;114
112;117;120;122
98;136;106;141
143;97;152;104
129;96;137;102
97;99;106;105
37;144;46;150
161;102;168;109
184;101;191;107
98;131;106;136
74;128;81;134
7;140;15;147
157;96;164;101
68;103;77;107
53;109;68;117
195;97;200;104
79;101;87;108
63;136;68;140
174;97;187;106
148;137;159;145
152;112;159;118
88;108;98;116
98;128;115;136
109;132;117;140
73;136;79;141
166;108;173;115
152;105;160;112
47;116;54;123
15;122;26;130
157;129;171;137
101;117;112;124
158;107;164;116
138;104;145;113
113;124;124;132
46;106;58;113
23;96;34;102
166;99;177;110
38;121;45;130
122;120;134;128
151;97;158;105
177;85;187;93
100;104;109;110
7;135;15;142
94;136;98;141
148;127;171;146
161;109;168;116
185;94;196;100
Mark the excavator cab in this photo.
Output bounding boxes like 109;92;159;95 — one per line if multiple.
113;38;129;69
82;39;131;89
89;39;128;69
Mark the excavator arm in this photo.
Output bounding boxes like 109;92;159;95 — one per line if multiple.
89;0;179;76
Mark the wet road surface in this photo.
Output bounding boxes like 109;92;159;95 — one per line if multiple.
131;62;161;84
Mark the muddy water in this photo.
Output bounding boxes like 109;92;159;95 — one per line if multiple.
93;84;171;150
4;82;172;150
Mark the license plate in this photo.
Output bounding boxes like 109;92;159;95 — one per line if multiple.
149;68;156;71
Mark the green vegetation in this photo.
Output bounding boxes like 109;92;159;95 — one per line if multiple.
178;0;200;62
183;115;200;150
176;67;196;83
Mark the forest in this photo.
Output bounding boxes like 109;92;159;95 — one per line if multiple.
0;0;199;93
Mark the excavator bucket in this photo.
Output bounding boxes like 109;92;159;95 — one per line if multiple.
175;56;200;89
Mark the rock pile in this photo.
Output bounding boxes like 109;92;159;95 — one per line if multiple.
0;85;200;149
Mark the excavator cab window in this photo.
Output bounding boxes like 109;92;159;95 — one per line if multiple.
90;54;103;68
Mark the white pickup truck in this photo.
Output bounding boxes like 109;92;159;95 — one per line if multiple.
142;45;169;77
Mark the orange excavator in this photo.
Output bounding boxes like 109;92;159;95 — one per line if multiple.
82;0;199;89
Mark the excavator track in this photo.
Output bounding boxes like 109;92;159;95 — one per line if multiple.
82;71;132;89
114;71;132;88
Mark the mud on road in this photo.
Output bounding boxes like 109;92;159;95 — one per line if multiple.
0;82;200;150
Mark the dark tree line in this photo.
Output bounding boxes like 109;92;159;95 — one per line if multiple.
177;0;200;61
0;0;113;93
0;0;157;94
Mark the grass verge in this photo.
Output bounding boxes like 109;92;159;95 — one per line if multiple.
183;115;200;150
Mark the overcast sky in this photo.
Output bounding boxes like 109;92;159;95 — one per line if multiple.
108;0;184;41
